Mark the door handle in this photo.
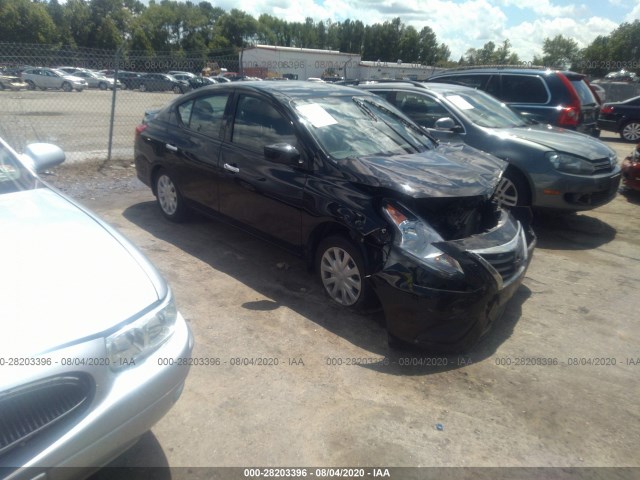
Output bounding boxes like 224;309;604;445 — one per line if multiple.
165;144;178;152
224;163;240;173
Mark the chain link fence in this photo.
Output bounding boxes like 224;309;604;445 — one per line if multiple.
0;43;238;161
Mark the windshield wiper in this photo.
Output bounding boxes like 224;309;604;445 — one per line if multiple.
352;97;379;122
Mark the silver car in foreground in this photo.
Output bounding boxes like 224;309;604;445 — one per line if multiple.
0;137;193;478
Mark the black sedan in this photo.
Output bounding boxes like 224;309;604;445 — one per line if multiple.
134;81;535;351
138;73;189;93
598;96;640;142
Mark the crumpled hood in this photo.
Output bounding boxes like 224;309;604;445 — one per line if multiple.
340;143;506;197
0;188;161;356
499;125;616;160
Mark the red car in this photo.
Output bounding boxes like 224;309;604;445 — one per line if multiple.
621;143;640;191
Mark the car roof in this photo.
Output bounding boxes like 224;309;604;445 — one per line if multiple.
358;80;477;96
187;80;368;101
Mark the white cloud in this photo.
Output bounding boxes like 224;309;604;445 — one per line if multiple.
207;0;627;62
497;0;577;17
625;0;640;22
504;16;620;61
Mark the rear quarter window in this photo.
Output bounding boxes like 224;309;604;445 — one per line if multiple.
500;75;549;104
570;79;598;106
431;74;492;90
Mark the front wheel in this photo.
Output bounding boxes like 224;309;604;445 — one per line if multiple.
493;168;530;208
61;82;72;92
172;85;182;94
139;83;147;92
99;82;107;90
26;80;35;90
155;170;188;221
316;235;376;311
621;121;640;142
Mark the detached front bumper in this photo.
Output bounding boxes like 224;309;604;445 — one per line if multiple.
371;211;535;352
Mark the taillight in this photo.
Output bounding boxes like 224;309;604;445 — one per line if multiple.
135;123;148;137
600;105;614;115
556;73;582;128
558;106;579;127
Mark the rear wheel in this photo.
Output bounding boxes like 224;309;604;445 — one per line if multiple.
316;235;376;311
155;170;188;221
621;121;640;142
493;168;530;208
140;83;147;92
172;85;182;94
99;82;107;90
61;82;72;92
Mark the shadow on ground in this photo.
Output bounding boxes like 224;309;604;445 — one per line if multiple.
532;210;617;250
123;201;532;377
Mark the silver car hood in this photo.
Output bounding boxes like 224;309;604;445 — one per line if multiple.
0;188;160;356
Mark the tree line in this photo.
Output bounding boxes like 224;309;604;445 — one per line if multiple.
0;0;638;76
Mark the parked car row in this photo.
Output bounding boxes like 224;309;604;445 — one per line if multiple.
100;70;230;92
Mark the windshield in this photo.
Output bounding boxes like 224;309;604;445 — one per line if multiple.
294;96;435;160
444;90;528;128
0;143;36;194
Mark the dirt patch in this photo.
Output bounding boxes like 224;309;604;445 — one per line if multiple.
44;157;142;200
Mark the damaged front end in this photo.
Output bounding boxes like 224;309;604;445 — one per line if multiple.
370;195;535;352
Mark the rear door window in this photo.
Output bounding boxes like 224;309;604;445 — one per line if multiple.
178;93;230;139
500;75;549;104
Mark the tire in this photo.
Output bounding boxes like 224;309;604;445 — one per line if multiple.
315;235;376;311
620;121;640;142
493;168;530;208
172;85;181;94
99;82;107;90
76;88;84;92
155;170;188;221
121;82;128;90
61;82;72;92
26;80;35;90
139;83;147;92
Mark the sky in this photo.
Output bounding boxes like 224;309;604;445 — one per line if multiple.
208;0;640;61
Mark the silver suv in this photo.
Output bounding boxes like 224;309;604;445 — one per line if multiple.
21;67;87;92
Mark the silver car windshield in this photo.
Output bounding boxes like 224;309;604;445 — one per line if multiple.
0;144;35;194
444;90;528;128
294;96;435;160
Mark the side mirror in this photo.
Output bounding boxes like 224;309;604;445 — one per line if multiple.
23;143;65;173
434;117;463;132
264;143;301;166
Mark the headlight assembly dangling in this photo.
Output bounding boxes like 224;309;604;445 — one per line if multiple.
382;201;464;278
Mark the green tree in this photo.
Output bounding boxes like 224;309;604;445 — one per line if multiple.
216;9;258;48
0;0;57;44
541;34;580;68
399;25;420;63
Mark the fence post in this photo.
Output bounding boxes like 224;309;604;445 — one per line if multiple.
106;44;124;164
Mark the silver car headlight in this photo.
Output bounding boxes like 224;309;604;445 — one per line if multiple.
106;293;177;370
546;152;595;175
382;201;463;278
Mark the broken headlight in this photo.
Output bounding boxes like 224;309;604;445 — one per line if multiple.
382;201;464;278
